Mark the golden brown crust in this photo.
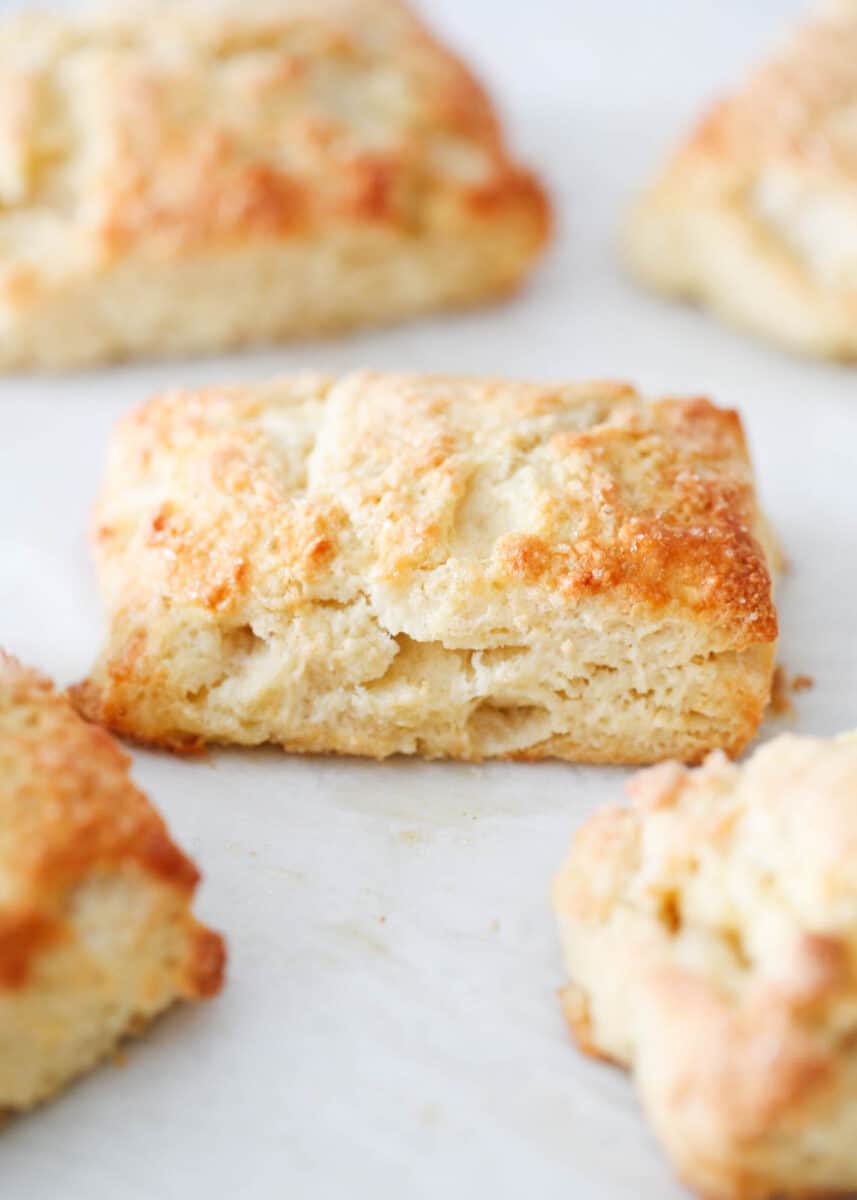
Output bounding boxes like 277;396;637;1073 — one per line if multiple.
0;652;199;901
0;651;223;995
625;3;857;359
0;0;549;367
92;377;774;631
77;371;777;764
0;911;60;990
553;734;857;1199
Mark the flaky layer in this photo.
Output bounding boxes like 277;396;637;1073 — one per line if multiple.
76;371;777;764
0;652;224;1110
0;0;548;368
625;2;857;360
553;735;857;1199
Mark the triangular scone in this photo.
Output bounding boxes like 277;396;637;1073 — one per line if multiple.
0;652;225;1112
553;734;857;1199
625;1;857;360
74;370;778;764
0;0;548;370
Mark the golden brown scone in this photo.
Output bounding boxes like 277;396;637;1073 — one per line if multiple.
0;0;548;370
0;652;225;1112
74;370;778;764
553;734;857;1200
625;1;857;360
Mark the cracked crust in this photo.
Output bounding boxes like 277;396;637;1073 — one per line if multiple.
625;1;857;359
75;370;777;764
0;651;225;1111
552;735;857;1199
0;0;548;369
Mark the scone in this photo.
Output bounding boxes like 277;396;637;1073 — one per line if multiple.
553;734;857;1200
0;0;548;370
0;652;225;1112
625;0;857;359
74;370;778;764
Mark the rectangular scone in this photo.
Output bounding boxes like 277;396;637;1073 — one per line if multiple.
0;652;225;1112
74;371;778;764
552;733;857;1199
625;0;857;360
0;0;548;370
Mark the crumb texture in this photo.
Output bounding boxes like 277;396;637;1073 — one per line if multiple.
625;1;857;359
77;370;778;764
0;652;224;1111
553;733;857;1198
0;0;548;367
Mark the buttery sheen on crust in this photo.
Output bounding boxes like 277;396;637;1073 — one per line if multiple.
0;0;548;370
75;371;778;764
0;652;224;1112
553;734;857;1200
625;0;857;359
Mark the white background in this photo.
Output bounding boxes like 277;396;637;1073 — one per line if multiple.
2;2;856;1197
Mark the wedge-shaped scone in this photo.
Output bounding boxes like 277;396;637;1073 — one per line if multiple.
0;0;548;370
626;0;857;359
553;734;857;1199
0;652;224;1112
74;370;778;764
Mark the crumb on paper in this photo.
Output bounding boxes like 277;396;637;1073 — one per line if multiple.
770;666;792;716
770;666;814;717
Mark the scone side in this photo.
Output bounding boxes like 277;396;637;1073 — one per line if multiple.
624;184;857;362
0;219;550;371
71;624;777;766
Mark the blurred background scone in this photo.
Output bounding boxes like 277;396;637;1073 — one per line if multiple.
0;652;224;1113
0;0;548;369
553;733;857;1200
625;0;857;360
74;370;778;764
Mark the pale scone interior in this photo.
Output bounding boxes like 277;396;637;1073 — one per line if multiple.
75;371;778;764
0;652;224;1111
553;735;857;1199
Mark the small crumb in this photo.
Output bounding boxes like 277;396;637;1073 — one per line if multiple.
770;665;793;716
378;915;386;924
768;667;816;710
770;666;813;717
490;919;500;933
398;830;426;846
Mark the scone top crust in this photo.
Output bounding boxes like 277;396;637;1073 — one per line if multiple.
91;371;776;649
553;734;857;1197
561;736;857;997
667;2;857;188
0;651;223;995
0;0;548;293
